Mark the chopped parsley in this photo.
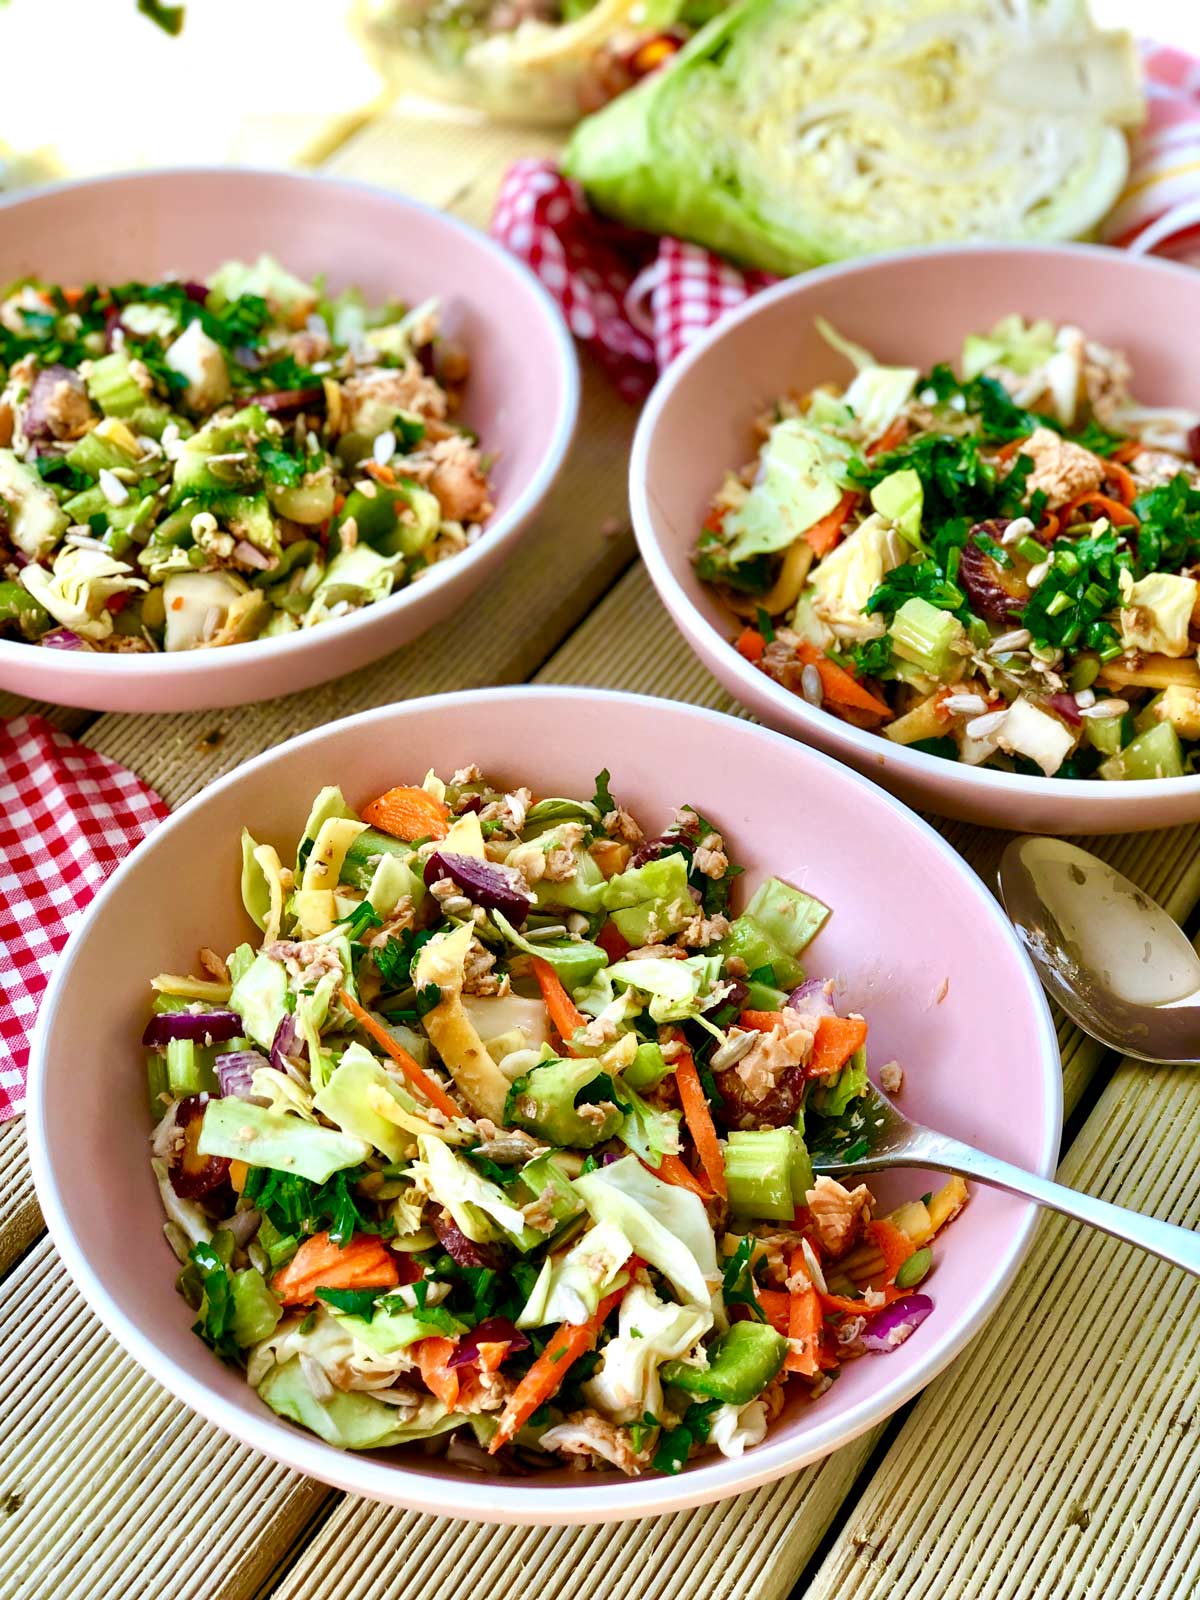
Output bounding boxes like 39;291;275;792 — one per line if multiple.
243;1165;391;1247
721;1237;765;1322
591;767;616;817
374;927;435;989
1131;474;1200;577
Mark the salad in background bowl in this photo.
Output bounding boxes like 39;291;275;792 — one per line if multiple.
27;688;1058;1523
696;314;1200;784
1;257;494;656
630;245;1200;833
0;169;578;713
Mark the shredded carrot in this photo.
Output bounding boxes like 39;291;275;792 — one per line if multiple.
867;1219;916;1283
365;461;397;487
596;920;631;965
1060;491;1139;528
333;493;346;515
674;1049;727;1199
272;1230;399;1306
414;1337;460;1408
653;1152;712;1200
819;1288;896;1317
993;437;1031;462
1110;438;1142;463
866;419;908;458
807;1014;869;1078
489;1285;627;1453
736;626;766;664
796;641;892;719
62;286;85;308
531;957;586;1054
785;1246;823;1376
702;506;727;535
360;784;450;842
1036;511;1060;543
755;1288;793;1337
805;491;859;558
1103;458;1138;507
739;1008;785;1033
338;988;462;1120
229;1159;248;1195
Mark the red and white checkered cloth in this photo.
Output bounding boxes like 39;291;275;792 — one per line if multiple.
0;716;168;1122
492;42;1200;401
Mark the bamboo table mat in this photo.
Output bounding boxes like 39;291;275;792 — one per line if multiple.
2;101;1200;1600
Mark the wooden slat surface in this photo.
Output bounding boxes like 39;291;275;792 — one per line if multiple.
4;100;1200;1600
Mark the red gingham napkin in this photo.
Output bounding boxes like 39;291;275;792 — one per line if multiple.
492;42;1200;401
0;716;168;1122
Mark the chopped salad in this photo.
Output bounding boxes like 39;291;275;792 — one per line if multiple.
696;317;1200;781
146;766;965;1474
0;256;492;654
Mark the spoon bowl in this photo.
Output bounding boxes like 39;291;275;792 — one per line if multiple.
998;837;1200;1065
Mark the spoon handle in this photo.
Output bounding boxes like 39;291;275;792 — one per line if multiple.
895;1128;1200;1278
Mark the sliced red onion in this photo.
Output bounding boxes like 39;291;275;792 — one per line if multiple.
860;1294;934;1353
788;978;837;1017
41;628;86;651
270;1013;307;1074
433;1209;505;1269
423;850;533;923
1187;424;1200;465
142;1009;243;1048
215;1049;269;1099
446;1317;530;1370
1045;692;1083;728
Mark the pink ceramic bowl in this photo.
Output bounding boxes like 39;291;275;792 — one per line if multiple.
28;688;1060;1525
0;169;578;713
631;244;1200;834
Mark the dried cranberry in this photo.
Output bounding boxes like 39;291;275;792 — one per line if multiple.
959;527;1029;623
715;1063;806;1131
248;386;326;417
1188;424;1200;465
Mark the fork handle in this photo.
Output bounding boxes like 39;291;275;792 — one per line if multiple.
885;1129;1200;1278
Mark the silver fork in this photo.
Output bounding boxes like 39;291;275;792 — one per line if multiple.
806;1081;1200;1277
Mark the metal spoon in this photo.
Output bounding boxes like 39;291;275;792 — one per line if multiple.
997;836;1200;1065
809;1081;1200;1275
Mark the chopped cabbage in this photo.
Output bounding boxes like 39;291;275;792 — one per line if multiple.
515;1219;635;1328
803;513;908;642
229;950;288;1049
584;1283;713;1424
408;1133;531;1245
707;1398;771;1457
574;1156;720;1309
19;548;147;642
604;954;724;1025
720;418;854;564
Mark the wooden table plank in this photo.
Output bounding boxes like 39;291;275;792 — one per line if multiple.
265;1440;879;1600
0;1239;328;1600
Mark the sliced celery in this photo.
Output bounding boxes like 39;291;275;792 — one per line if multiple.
147;1053;170;1115
888;596;963;677
1098;720;1185;781
85;352;146;418
624;1040;670;1090
744;978;788;1012
64;428;137;478
1084;714;1125;757
165;1037;215;1095
724;1128;795;1220
1133;693;1165;735
787;1127;814;1204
